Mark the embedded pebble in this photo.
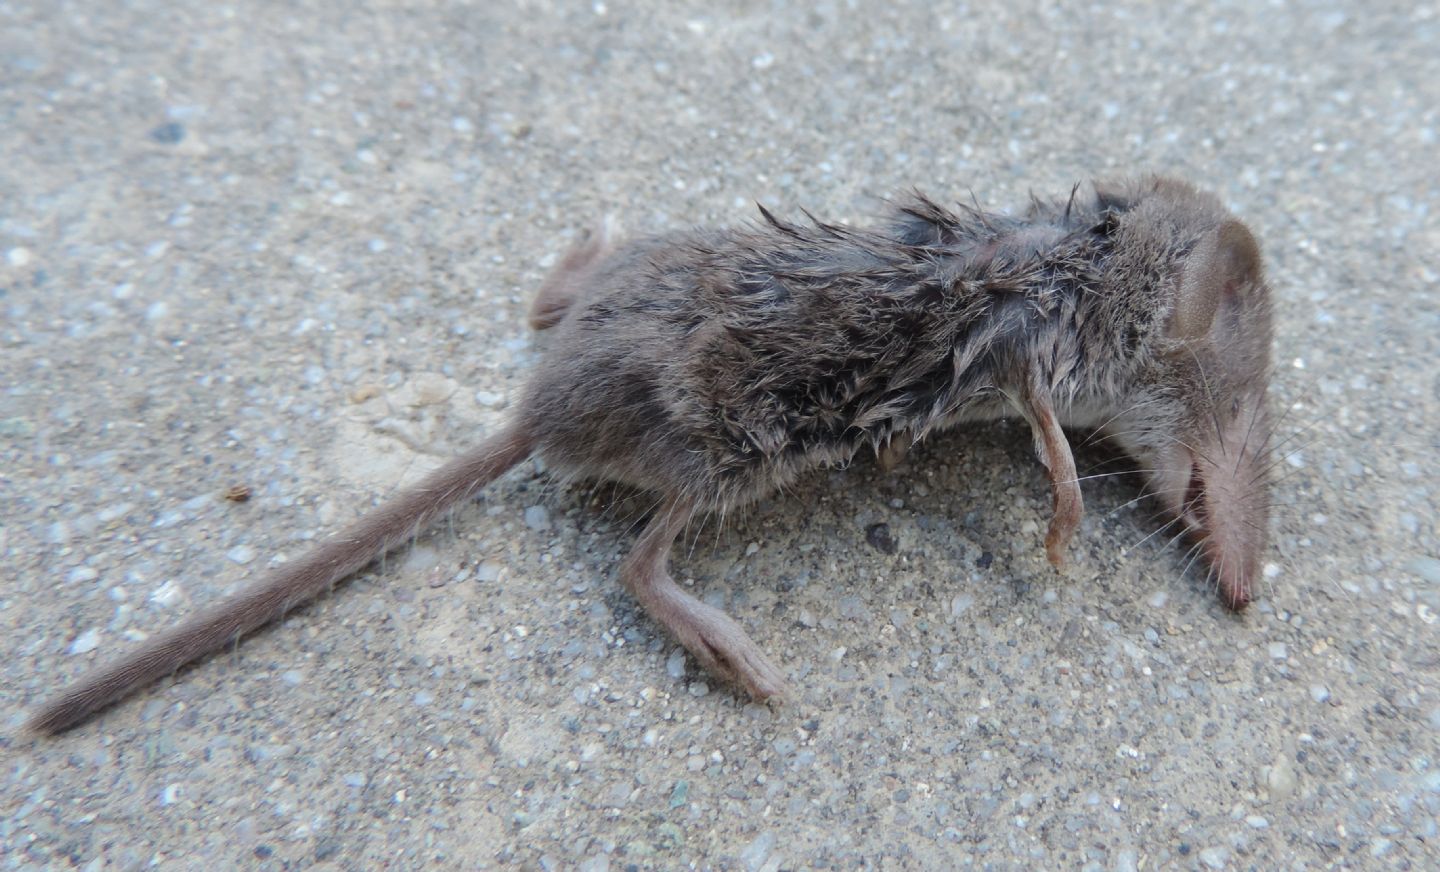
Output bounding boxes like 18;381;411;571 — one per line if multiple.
666;648;687;679
67;566;99;584
6;246;32;266
1268;642;1287;660
739;831;776;871
1199;845;1228;869
149;122;185;144
1309;684;1330;703
226;545;256;565
523;505;550;531
1404;557;1440;585
68;628;101;655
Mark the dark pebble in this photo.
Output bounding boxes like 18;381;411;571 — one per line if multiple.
149;122;186;144
865;522;897;554
975;551;994;569
253;845;273;859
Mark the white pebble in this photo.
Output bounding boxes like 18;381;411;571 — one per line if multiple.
67;566;99;583
6;247;32;266
1199;846;1228;869
1309;684;1330;703
1267;642;1287;660
739;831;776;871
451;116;473;133
1246;815;1269;828
68;628;101;655
160;784;183;806
474;390;506;408
666;648;687;679
149;581;184;607
744;542;760;556
227;545;256;565
523;505;550;531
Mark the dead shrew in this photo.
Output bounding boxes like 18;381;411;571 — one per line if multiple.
27;176;1275;733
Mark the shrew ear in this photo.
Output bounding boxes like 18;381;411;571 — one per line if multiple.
1168;219;1263;341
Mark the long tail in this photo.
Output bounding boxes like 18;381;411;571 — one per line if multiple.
27;425;534;734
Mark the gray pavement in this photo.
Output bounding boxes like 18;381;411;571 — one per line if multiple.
3;1;1438;869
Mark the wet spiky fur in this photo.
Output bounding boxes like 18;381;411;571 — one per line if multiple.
525;177;1271;526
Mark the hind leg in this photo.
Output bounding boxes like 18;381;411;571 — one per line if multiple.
529;220;614;330
620;499;788;701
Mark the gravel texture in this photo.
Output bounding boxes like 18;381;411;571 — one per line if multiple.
3;1;1438;869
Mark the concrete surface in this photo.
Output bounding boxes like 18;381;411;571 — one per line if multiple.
3;0;1438;869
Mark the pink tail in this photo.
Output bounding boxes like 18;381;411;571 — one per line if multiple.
28;426;533;734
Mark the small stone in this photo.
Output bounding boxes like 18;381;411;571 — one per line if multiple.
668;780;688;808
68;628;101;655
413;691;434;706
523;505;550;531
227;545;256;565
6;247;31;267
1245;815;1269;828
150;581;183;608
159;784;183;806
1267;642;1287;660
67;566;99;584
666;648;687;679
474;390;506;408
1404;557;1440;585
740;831;776;871
1199;846;1228;869
1265;750;1298;799
1309;684;1330;703
865;523;897;554
149;122;186;144
343;772;367;788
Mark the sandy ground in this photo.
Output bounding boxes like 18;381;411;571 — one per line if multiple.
3;1;1438;869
